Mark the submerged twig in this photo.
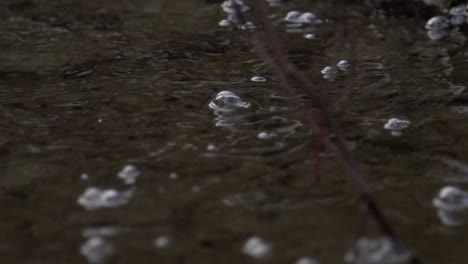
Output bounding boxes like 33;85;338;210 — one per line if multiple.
230;0;419;262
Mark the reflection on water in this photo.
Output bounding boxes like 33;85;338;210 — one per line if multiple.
1;0;468;264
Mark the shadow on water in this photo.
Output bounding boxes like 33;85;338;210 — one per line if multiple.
1;0;468;263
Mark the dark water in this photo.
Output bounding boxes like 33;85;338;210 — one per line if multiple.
1;0;468;263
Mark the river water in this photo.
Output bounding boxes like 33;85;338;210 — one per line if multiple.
1;0;468;263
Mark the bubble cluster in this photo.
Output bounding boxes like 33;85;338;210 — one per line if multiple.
218;0;251;28
383;118;411;136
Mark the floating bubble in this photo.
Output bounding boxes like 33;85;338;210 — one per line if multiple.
208;91;251;113
303;33;316;39
344;237;411;264
82;226;122;238
449;4;467;16
427;29;449;40
296;257;320;264
425;16;450;30
207;143;217;151
78;187;132;210
80;236;114;264
433;186;468;226
169;172;178;180
242;236;272;259
218;19;231;27
337;60;350;69
258;132;275;140
321;66;338;75
383;118;410;137
117;165;140;184
81;173;89;180
451;14;466;26
433;186;468;212
298;12;320;24
251;76;266;82
284;11;302;22
221;0;250;14
154;236;173;249
241;21;256;30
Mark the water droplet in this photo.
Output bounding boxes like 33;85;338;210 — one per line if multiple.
337;60;350;69
154;236;173;249
218;19;231;27
78;187;132;210
425;16;450;30
321;66;338;75
344;237;411;264
208;91;251;113
117;165;140;184
251;76;266;82
383;118;411;137
80;236;114;264
242;236;272;259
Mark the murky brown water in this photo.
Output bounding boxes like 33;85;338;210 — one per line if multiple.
1;0;468;263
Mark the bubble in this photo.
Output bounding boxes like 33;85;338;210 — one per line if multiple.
82;226;122;238
241;21;256;30
433;186;468;226
425;16;450;30
257;131;275;139
433;186;468;212
344;237;411;264
81;173;89;180
221;0;250;14
154;236;173;249
242;236;272;259
251;76;266;82
296;257;320;264
383;118;410;137
321;66;337;75
303;33;316;39
337;60;350;69
298;12;320;24
207;143;217;151
169;172;178;180
449;4;467;16
77;187;132;210
80;236;114;264
117;165;140;184
208;91;251;113
451;14;466;26
427;29;449;40
218;19;231;27
284;11;302;22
